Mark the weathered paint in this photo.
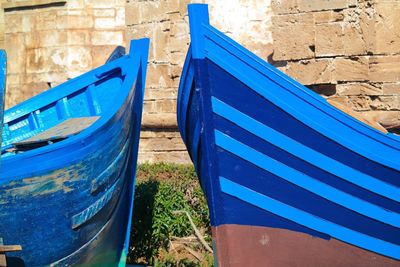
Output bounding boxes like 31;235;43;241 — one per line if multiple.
0;39;149;266
177;4;400;266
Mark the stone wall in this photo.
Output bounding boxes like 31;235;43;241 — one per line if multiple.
3;0;125;108
3;0;399;163
126;0;274;163
271;0;400;132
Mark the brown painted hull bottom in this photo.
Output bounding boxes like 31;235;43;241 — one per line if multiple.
212;225;400;267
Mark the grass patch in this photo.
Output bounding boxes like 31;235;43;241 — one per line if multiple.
127;163;213;266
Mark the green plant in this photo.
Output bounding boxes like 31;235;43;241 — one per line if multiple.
128;163;212;266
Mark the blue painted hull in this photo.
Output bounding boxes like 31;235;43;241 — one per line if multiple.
0;50;6;157
0;39;149;266
177;4;400;266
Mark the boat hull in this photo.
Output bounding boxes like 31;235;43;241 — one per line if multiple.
0;50;6;151
0;39;149;266
213;225;400;267
177;4;400;266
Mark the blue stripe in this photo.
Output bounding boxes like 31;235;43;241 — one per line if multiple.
202;24;400;149
212;97;400;202
203;27;400;170
219;177;400;259
215;131;400;228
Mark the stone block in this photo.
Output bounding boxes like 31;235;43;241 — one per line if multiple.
5;33;25;74
67;0;84;9
35;11;58;30
146;63;174;89
143;100;155;114
334;57;369;82
93;8;115;17
342;24;367;56
140;130;181;139
382;83;400;95
25;33;39;49
373;2;400;54
371;110;400;131
115;7;125;27
359;2;376;53
5;14;23;33
56;15;94;29
138;151;191;164
346;95;372;111
142;113;177;128
22;14;35;33
139;137;185;152
315;23;344;57
314;10;344;24
336;83;382;96
85;0;115;8
272;13;315;60
57;9;86;16
150;21;174;63
21;82;51;98
126;1;173;25
7;74;21;85
5;84;22;108
25;72;68;85
26;47;67;74
66;46;92;78
38;30;68;47
283;59;334;85
94;17;116;29
369;56;400;83
298;0;348;12
91;31;124;45
115;0;125;7
370;96;400;111
271;0;298;15
91;45;115;67
145;88;177;101
6;82;51;108
154;99;177;113
67;30;91;45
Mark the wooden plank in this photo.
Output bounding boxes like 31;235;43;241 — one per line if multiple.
0;253;5;267
0;238;6;267
0;238;22;267
12;116;100;151
0;245;22;253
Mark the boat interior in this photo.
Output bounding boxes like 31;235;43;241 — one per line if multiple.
1;59;126;157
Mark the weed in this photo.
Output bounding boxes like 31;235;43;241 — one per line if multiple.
128;163;212;266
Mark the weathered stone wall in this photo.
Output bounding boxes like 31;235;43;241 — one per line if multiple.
126;0;274;163
3;0;399;163
3;0;125;108
271;0;400;131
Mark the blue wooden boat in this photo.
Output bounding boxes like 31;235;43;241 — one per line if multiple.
0;50;6;153
0;39;149;266
177;4;400;266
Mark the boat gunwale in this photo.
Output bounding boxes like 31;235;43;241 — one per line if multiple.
185;20;400;171
0;39;147;182
201;23;400;147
